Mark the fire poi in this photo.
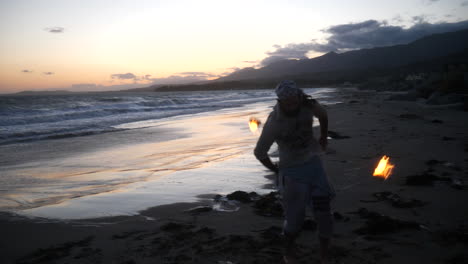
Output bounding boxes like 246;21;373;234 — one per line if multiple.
249;117;261;133
373;155;395;180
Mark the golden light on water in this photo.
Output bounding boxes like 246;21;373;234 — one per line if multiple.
373;155;394;180
249;117;261;133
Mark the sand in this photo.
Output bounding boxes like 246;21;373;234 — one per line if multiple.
1;88;467;264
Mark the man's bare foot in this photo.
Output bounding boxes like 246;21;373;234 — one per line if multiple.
283;247;298;264
319;236;330;264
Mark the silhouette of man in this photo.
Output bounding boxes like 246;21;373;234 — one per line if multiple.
254;80;335;264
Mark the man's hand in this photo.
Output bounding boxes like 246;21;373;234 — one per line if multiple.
259;157;279;174
312;102;328;152
319;136;328;151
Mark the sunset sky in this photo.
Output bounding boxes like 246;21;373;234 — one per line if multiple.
1;0;468;93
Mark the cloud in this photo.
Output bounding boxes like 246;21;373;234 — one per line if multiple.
111;73;137;80
261;42;315;66
109;71;218;86
243;61;257;64
462;1;468;6
391;15;405;24
21;69;33;73
260;19;468;66
423;0;440;5
43;72;54;75
44;27;65;33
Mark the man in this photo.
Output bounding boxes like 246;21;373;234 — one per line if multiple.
254;80;335;264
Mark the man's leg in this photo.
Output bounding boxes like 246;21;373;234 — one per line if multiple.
280;175;308;259
281;175;308;237
311;196;333;264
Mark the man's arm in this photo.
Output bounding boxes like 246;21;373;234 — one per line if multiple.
258;157;279;173
254;114;278;173
312;103;328;150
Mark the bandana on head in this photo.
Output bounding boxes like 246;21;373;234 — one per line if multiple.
275;80;302;99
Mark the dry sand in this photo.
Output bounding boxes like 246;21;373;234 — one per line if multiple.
1;89;467;264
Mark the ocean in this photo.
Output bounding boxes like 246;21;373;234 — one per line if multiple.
0;88;338;219
0;90;281;145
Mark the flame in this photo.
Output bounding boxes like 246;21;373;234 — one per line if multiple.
249;117;261;133
373;155;394;180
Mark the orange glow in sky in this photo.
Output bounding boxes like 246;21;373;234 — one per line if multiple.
1;0;467;93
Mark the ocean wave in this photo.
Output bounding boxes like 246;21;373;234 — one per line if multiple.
0;88;333;145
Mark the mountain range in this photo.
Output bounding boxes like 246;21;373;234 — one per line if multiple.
218;28;468;82
151;28;468;91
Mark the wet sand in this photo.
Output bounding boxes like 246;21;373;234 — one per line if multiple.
1;89;467;264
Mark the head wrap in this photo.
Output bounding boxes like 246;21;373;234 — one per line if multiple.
275;80;302;99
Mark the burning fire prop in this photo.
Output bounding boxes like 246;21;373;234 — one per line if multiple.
249;117;261;133
373;155;394;180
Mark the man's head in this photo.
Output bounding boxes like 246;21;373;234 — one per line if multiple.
275;80;303;116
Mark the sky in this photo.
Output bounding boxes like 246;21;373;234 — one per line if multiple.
1;0;468;93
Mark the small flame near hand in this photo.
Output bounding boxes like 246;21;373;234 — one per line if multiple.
249;117;261;134
373;155;394;180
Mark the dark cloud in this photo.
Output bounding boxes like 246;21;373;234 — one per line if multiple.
219;67;242;77
21;69;33;73
220;71;233;76
423;0;440;5
111;73;137;80
261;42;316;66
260;55;289;66
391;15;405;24
411;15;431;24
462;1;468;6
43;72;54;75
261;19;468;66
44;27;65;33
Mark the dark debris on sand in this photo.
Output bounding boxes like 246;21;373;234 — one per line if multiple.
17;236;97;264
253;191;283;217
433;225;468;246
333;211;350;222
352;208;421;236
328;130;351;139
185;205;213;214
361;191;427;208
214;191;283;217
140;221;287;264
398;113;424;119
226;190;254;203
405;159;465;189
405;172;449;186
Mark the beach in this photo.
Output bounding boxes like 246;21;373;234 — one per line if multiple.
1;88;467;264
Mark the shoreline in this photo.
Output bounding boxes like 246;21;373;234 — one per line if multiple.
1;88;467;263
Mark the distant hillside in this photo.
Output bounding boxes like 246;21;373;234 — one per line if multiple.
12;90;73;95
150;48;468;92
217;28;468;82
